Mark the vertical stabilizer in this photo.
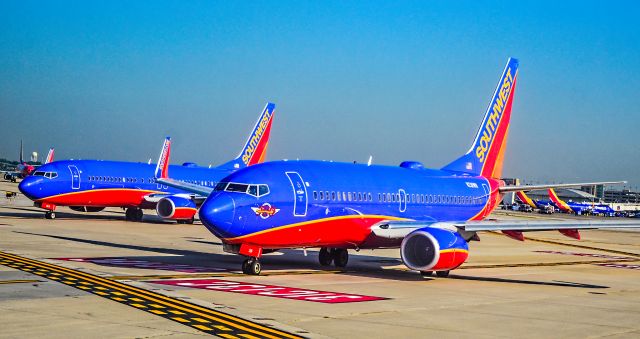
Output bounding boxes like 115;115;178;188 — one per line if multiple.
442;58;519;178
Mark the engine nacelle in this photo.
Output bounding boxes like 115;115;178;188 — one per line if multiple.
69;206;105;212
156;196;197;220
400;227;469;272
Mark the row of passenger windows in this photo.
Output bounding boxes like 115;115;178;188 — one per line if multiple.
85;176;217;187
312;190;484;205
88;176;154;183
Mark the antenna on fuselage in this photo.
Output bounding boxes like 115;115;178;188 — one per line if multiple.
367;155;373;166
148;158;152;165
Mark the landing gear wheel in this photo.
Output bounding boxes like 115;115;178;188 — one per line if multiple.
435;270;450;278
242;258;261;275
318;248;333;266
332;248;349;267
241;259;251;274
420;271;433;277
125;208;133;221
45;211;55;219
135;209;143;221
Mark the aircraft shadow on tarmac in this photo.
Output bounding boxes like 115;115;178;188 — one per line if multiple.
0;207;178;224
11;231;609;289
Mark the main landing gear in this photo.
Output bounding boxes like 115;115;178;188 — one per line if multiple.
45;211;56;219
242;257;261;275
125;208;143;222
420;270;450;278
318;248;349;268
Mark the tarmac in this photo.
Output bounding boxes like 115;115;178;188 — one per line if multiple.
1;180;639;338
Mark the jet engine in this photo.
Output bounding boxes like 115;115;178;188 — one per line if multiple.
156;196;197;222
69;206;105;212
400;226;469;272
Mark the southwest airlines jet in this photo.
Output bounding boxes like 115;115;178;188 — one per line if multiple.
19;103;275;221
547;188;616;216
158;58;639;276
3;140;55;182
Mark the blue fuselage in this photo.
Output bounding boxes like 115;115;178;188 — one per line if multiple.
198;160;501;249
19;160;234;208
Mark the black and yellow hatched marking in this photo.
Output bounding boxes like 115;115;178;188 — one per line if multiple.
0;251;305;339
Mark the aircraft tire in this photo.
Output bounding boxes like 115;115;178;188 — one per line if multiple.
241;259;251;274
125;208;133;221
45;211;55;220
420;271;433;277
435;270;450;278
332;249;348;267
249;260;261;275
318;248;333;266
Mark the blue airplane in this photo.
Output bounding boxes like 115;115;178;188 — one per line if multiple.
158;58;639;276
547;188;617;216
19;103;275;221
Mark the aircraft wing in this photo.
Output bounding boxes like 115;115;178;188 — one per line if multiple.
371;219;640;240
499;181;625;193
156;178;213;197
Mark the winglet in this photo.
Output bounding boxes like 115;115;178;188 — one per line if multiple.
44;148;55;164
218;103;275;170
154;137;171;179
19;139;24;164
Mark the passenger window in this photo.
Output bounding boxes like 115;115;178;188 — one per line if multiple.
320;191;325;200
331;192;336;200
313;191;318;200
368;193;372;201
348;192;352;201
358;193;362;201
337;192;341;201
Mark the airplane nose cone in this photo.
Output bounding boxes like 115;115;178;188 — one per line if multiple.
18;176;41;200
199;194;236;236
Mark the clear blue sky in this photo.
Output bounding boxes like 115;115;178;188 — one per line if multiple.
1;1;639;188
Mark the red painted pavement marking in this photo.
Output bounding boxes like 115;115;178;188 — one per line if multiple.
53;257;226;273
149;278;388;304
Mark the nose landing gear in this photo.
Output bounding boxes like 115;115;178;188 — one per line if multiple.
45;211;56;219
242;258;261;275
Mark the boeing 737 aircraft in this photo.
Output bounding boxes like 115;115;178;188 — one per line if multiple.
158;58;640;276
3;141;55;182
547;188;616;216
19;103;275;221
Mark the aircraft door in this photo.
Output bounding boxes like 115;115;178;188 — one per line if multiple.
399;189;407;212
285;172;307;217
68;165;80;190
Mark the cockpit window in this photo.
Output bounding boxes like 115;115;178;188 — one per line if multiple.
33;171;45;177
45;172;58;179
216;182;270;198
248;185;258;197
258;184;269;196
214;182;228;191
225;183;248;193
